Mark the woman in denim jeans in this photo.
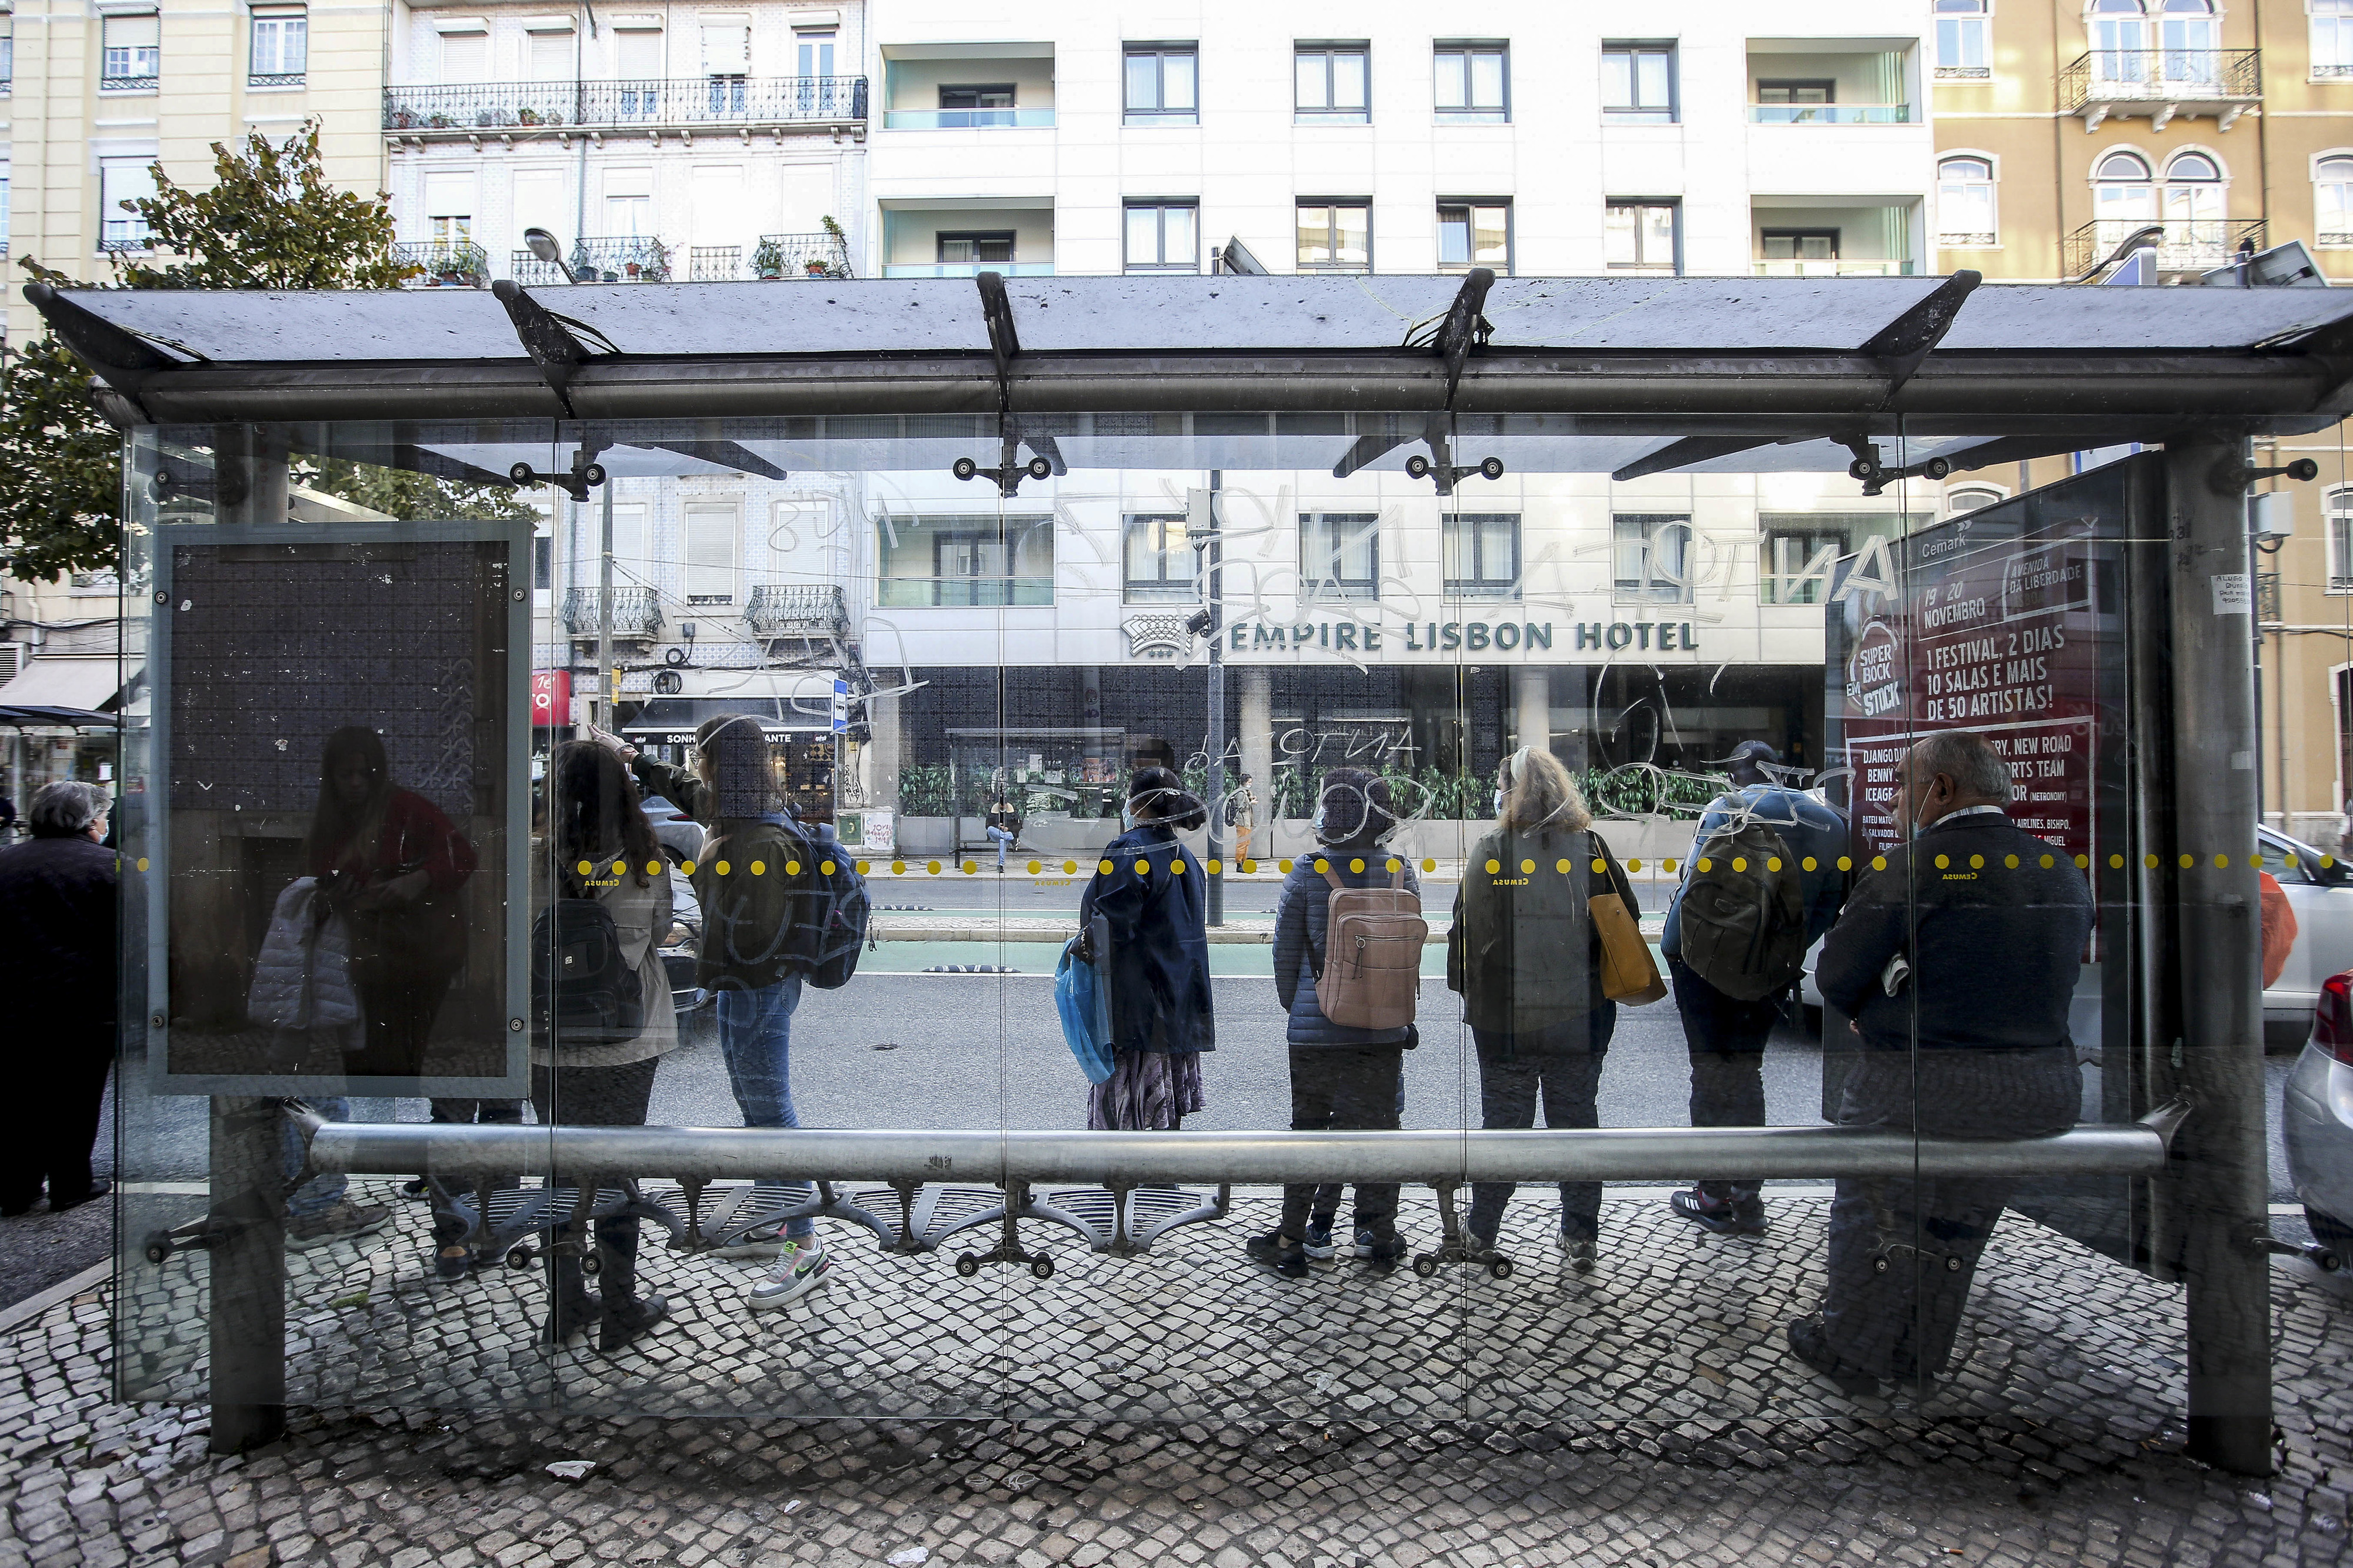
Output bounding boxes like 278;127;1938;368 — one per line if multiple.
625;715;834;1312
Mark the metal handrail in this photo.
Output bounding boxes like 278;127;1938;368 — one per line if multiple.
294;1105;2185;1185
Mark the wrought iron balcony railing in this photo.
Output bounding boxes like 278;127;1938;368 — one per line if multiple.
2061;217;2265;280
394;240;489;287
745;583;849;636
383;75;866;134
561;586;663;639
514;235;674;283
2061;48;2261;114
752;231;851;278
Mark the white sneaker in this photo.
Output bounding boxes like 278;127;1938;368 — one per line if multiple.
708;1225;788;1260
746;1239;831;1310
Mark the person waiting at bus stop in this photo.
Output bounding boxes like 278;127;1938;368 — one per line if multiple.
1076;767;1215;1131
1661;740;1849;1237
1794;729;2092;1393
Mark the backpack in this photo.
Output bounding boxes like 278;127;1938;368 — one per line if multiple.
1314;867;1429;1030
1479;833;1600;1018
532;897;646;1044
779;818;871;990
1678;812;1808;1002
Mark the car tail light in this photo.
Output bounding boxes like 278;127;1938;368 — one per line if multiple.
2315;972;2353;1066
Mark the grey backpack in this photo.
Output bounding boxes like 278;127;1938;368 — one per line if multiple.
1678;817;1808;1001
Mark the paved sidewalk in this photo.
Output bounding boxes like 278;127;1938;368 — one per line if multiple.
6;1185;2351;1566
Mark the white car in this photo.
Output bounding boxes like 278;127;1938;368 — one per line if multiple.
1796;823;2351;1045
2284;970;2353;1256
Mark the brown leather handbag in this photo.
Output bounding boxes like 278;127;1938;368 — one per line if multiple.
1588;834;1667;1005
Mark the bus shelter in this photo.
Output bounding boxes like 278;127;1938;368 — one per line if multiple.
34;268;2353;1477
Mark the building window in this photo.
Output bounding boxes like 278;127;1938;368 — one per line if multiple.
2318;155;2353;245
528;26;574;82
1295;44;1370;122
795;27;835;78
2316;0;2353;79
1937;0;1991;78
1297;201;1370;272
249;6;306;85
2094;149;2156;236
1938;155;1998;247
1;19;13;93
1443;513;1519;599
1763;229;1840;264
1301;512;1379;600
1605;201;1678;273
938;84;1017;128
2331;488;2353;592
1435;43;1507;121
702;21;748;113
99;158;157;251
1759;528;1845;606
2164;150;2224;237
1438;202;1510;273
683;502;738;605
1602;42;1675;122
101;12;160;89
1124;515;1197;603
877;514;1055;608
1755;78;1837;123
438;26;489;84
939;231;1015;265
1126;45;1198;125
1125;202;1198;272
1946;484;2005;516
1613;513;1692;603
532;535;552;592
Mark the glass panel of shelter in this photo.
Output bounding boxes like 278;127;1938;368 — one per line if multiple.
116;419;558;1414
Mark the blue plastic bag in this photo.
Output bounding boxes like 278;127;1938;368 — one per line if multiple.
1054;936;1115;1085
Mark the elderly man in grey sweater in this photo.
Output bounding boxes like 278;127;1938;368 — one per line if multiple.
1791;729;2094;1392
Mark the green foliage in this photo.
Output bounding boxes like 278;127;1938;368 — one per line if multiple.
897;763;957;816
1264;761;1732;823
0;121;520;580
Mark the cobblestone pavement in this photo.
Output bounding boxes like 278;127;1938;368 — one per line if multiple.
7;1183;2352;1566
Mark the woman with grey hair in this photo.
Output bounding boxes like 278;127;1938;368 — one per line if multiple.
0;780;119;1215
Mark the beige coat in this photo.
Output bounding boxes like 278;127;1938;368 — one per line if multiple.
529;840;681;1068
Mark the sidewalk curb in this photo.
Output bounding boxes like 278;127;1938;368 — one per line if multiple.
0;1259;111;1337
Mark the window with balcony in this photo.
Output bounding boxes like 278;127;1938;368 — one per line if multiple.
1297;201;1370;272
528;25;574;81
939;231;1015;267
438;25;489;84
1125;202;1198;272
1435;43;1508;121
1602;43;1675;122
1295;44;1369;122
1124;515;1197;603
1761;229;1840;266
2329;486;2353;592
99;157;156;250
1443;513;1519;599
1605;201;1678;273
2164;149;2225;231
2095;148;2157;227
2316;0;2353;79
1937;0;1991;78
684;502;739;606
102;12;160;89
703;22;748;114
1438;202;1509;273
1938;155;1998;247
1126;45;1197;125
1755;78;1842;122
2090;0;2221;85
1301;512;1379;600
796;27;835;78
249;6;306;86
2318;154;2353;244
936;83;1019;128
878;514;1055;608
1614;513;1692;604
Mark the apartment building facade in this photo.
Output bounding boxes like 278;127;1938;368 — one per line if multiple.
1931;0;2353;845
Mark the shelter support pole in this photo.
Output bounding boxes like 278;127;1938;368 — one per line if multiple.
596;481;615;730
2162;435;2274;1477
1202;475;1226;928
206;1096;285;1454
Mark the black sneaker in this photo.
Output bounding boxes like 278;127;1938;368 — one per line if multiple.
1669;1188;1767;1236
1302;1220;1338;1262
1245;1230;1309;1278
1785;1312;1879;1396
1353;1228;1408;1266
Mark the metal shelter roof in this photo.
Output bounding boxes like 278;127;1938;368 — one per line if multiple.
31;270;2353;482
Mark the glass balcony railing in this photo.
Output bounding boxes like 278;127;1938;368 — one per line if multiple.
1751;258;1915;277
882;106;1056;129
382;75;866;133
1747;102;1912;124
882;261;1054;278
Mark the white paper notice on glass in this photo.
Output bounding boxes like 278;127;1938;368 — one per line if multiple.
2211;573;2252;615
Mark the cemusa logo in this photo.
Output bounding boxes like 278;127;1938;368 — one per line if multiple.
1847;619;1904;719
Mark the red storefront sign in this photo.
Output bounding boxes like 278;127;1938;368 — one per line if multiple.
531;670;571;728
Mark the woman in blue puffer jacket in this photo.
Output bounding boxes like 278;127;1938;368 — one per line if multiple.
1076;766;1215;1130
1249;766;1421;1278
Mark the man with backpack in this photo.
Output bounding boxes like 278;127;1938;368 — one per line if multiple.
1660;740;1849;1236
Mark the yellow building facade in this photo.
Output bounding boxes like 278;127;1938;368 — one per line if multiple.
1935;0;2353;843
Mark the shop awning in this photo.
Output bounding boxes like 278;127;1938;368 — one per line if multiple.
621;695;839;746
26;272;2353;450
0;705;116;730
0;658;122;715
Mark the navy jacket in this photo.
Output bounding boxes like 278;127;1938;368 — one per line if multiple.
1815;809;2092;1053
1079;823;1215;1054
1274;847;1422;1049
0;835;119;1025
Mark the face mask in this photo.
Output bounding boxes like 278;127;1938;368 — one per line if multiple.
1121;805;1137;832
1905;785;1934;840
1311;804;1327;839
1493;788;1507;817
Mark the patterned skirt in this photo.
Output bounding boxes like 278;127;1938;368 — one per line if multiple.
1086;1047;1205;1131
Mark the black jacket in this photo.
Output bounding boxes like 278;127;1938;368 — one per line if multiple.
1448;826;1634;1039
1079;823;1215;1054
1274;846;1422;1049
1815;810;2093;1053
0;835;119;1023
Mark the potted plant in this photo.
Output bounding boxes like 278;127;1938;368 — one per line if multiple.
805;255;830;276
751;236;785;279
